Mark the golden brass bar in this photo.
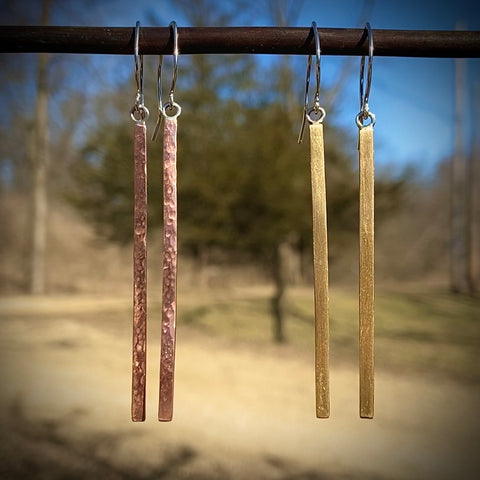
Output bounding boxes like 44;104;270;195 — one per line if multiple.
358;125;375;419
309;123;330;418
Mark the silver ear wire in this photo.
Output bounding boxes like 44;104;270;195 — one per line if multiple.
356;23;375;129
130;21;149;124
152;21;181;141
298;22;324;144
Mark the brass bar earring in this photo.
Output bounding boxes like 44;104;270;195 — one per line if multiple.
356;23;375;419
130;21;149;422
153;22;181;422
299;22;329;419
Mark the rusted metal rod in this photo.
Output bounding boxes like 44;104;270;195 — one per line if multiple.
1;26;479;57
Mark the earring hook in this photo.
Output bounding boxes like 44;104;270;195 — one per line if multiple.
298;22;326;144
168;21;179;108
356;22;375;128
130;21;149;123
152;21;182;141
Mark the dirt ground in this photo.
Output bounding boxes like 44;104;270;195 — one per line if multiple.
0;292;479;479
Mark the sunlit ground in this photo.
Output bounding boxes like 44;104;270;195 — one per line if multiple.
0;285;478;479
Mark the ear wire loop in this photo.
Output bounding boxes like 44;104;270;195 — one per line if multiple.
356;22;375;129
152;21;181;141
130;21;149;124
298;22;325;144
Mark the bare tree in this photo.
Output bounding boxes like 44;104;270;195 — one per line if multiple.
29;0;52;294
467;81;480;294
450;55;469;294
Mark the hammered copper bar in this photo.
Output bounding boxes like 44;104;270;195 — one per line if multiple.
132;122;147;422
159;117;178;422
309;123;330;418
358;125;375;419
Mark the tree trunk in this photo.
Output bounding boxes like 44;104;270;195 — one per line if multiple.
271;242;287;343
30;0;51;294
467;82;480;295
450;56;468;294
192;245;209;289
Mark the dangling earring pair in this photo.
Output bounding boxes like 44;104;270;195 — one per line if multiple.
130;21;181;423
300;22;375;419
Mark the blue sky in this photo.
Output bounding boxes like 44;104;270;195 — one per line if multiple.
4;0;480;176
84;0;480;175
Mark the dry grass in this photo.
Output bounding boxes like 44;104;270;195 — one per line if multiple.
174;284;480;382
1;200;479;478
0;285;479;479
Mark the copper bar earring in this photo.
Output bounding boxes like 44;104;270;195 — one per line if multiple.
130;21;149;422
152;22;181;422
356;23;375;419
299;22;329;419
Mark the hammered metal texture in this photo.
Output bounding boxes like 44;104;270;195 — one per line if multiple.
358;125;375;419
309;124;330;418
132;123;147;422
159;117;178;422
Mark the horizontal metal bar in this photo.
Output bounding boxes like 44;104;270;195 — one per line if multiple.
1;26;480;57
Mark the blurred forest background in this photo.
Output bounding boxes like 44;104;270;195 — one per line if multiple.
0;1;480;479
0;0;478;329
